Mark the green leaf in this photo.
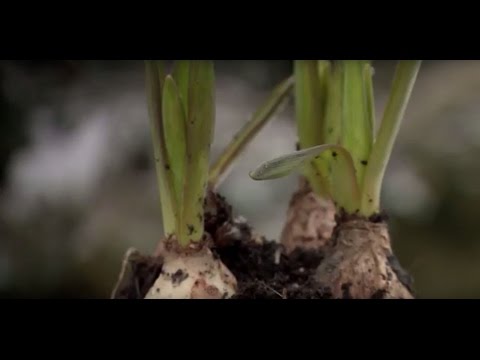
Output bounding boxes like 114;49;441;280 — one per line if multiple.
181;61;215;244
295;60;325;149
364;62;376;140
249;144;360;212
317;60;331;84
319;61;343;198
360;60;422;217
329;146;361;213
323;62;342;145
162;76;188;242
341;60;374;188
208;75;294;190
145;61;176;237
172;61;191;113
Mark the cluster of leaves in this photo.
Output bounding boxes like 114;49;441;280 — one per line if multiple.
250;60;421;217
146;60;293;248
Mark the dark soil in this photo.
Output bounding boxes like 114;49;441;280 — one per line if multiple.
214;239;327;299
111;237;327;299
206;191;328;299
111;250;164;299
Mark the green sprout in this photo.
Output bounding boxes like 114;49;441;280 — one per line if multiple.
250;60;421;218
146;60;214;248
146;60;293;248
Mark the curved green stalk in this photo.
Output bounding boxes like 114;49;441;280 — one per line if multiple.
208;76;294;190
249;144;360;213
360;60;422;217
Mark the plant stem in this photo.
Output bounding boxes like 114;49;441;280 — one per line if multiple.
162;76;188;245
341;60;373;188
181;61;215;245
208;76;294;190
145;61;177;237
295;60;330;196
295;61;325;149
364;62;376;143
360;60;422;217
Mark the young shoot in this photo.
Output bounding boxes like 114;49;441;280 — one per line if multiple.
146;60;215;248
250;60;422;218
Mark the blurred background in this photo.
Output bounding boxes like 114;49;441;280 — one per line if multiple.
0;60;479;299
